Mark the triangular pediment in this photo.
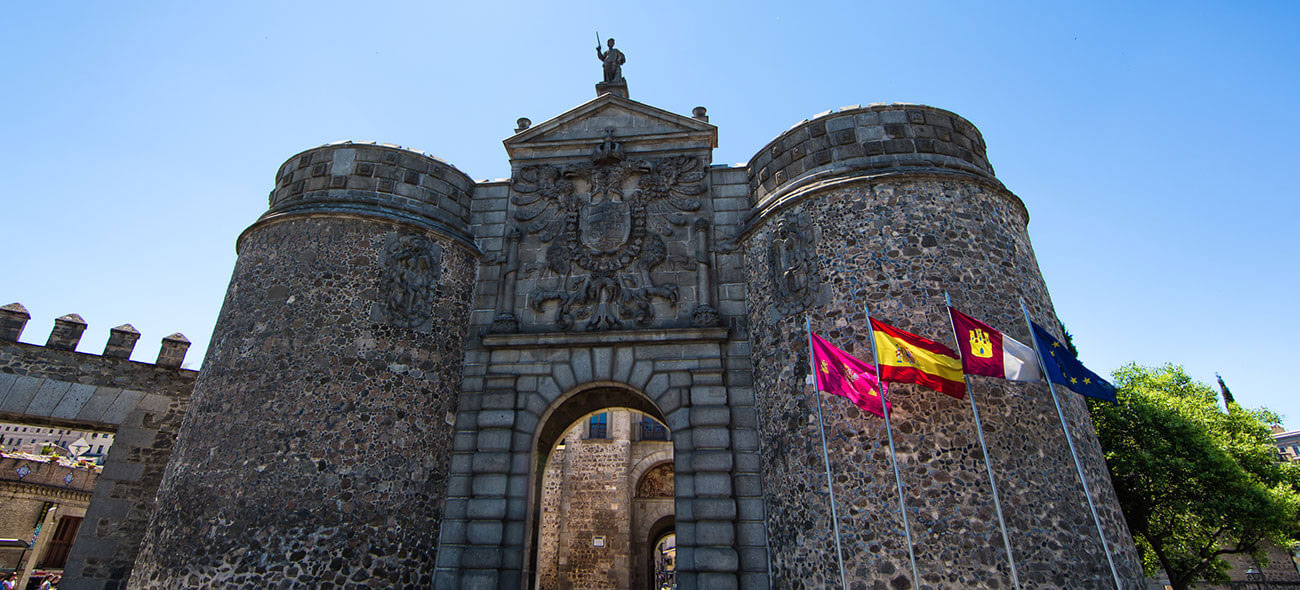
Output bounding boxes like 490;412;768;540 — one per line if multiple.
505;93;716;161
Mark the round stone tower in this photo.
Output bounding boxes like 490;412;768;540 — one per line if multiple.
130;143;479;588
741;105;1145;588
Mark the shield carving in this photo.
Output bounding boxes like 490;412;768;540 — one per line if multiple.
579;199;631;254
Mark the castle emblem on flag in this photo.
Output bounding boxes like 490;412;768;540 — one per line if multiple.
970;329;994;358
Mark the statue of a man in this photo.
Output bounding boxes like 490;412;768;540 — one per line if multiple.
596;38;625;83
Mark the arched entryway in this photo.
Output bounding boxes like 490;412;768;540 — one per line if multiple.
527;385;674;590
640;515;676;590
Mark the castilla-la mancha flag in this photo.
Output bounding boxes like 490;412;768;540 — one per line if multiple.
869;318;966;398
809;332;890;417
948;307;1042;382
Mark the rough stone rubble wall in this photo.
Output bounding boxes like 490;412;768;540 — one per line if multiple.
742;105;1144;590
128;143;478;589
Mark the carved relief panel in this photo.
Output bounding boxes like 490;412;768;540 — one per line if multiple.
504;130;715;332
374;233;444;331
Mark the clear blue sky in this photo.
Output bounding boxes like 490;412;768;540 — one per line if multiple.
4;2;1298;424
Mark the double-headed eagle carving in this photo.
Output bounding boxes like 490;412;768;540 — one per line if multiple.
511;131;707;331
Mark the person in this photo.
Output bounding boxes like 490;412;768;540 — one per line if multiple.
596;38;625;83
37;574;60;590
3;573;18;590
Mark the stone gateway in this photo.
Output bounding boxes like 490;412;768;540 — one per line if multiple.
12;61;1146;589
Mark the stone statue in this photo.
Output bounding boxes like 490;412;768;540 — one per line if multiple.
596;37;625;83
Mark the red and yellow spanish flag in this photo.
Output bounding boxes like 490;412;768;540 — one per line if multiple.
869;318;966;398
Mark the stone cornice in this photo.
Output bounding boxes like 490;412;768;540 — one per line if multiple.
482;327;729;349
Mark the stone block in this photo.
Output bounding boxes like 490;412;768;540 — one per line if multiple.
466;498;507;519
694;547;739;572
466;520;503;545
49;382;97;419
693;498;737;520
690;406;730;427
477;410;516;429
476;429;510;451
694;471;733;496
613;347;635;383
736;497;766;521
570;348;592;383
25;378;72;416
691;450;733;472
737;520;768;549
471;451;510;473
592;346;612;380
698;573;740;589
440;519;467;544
739;572;770;590
628;361;653;390
471;474;508;496
690;384;728;406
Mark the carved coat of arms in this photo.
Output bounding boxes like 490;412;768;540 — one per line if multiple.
376;233;443;330
511;130;707;331
768;211;819;314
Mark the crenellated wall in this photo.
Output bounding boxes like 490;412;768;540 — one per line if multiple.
0;304;195;590
7;93;1147;590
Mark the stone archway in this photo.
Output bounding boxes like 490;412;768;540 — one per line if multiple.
631;462;674;590
527;385;671;590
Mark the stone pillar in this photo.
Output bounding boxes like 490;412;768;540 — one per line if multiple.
742;105;1146;589
129;143;479;588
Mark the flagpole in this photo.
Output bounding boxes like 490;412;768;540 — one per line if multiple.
943;292;1022;590
863;303;922;588
805;315;849;590
1018;299;1124;590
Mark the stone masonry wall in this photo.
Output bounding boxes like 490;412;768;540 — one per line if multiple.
0;327;195;590
128;143;479;588
743;163;1145;589
434;102;768;590
534;410;673;590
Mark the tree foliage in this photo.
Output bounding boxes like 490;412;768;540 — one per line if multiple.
1089;363;1300;590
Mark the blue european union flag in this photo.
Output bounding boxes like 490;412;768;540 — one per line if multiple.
1030;321;1117;404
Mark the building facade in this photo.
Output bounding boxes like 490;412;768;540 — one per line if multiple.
6;64;1148;589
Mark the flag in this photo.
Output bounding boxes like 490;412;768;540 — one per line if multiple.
1029;321;1117;403
948;307;1042;382
809;331;890;417
869;318;966;398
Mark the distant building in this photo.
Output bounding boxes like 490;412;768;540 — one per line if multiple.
1272;425;1300;462
0;424;114;463
0;455;98;588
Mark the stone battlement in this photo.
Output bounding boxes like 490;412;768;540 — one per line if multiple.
748;103;997;210
260;141;478;250
0;303;191;368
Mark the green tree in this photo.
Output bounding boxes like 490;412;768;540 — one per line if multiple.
1088;363;1300;590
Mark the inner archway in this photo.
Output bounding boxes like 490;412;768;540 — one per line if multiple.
527;386;672;590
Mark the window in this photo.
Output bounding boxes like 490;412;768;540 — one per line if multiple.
96;445;104;454
638;415;669;441
587;413;608;439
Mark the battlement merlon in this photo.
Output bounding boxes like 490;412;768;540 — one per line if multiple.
0;303;194;371
0;302;30;341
